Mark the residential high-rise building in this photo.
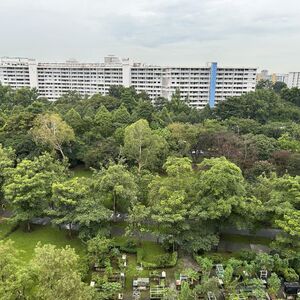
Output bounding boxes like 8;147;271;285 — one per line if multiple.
0;56;257;109
287;72;300;89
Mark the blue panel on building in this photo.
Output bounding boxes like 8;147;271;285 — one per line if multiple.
209;62;217;108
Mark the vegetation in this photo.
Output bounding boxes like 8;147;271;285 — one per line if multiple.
0;83;300;299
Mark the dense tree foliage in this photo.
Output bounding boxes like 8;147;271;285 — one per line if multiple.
0;84;300;299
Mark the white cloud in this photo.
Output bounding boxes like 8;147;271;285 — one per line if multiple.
0;0;299;71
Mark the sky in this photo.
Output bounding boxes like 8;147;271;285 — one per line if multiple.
0;0;299;72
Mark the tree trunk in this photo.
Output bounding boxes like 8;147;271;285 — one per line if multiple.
113;191;116;222
56;144;65;160
69;223;72;238
27;221;31;232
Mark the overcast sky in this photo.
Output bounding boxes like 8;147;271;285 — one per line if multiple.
0;0;299;72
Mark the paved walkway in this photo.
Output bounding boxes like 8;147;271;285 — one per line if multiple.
221;227;282;238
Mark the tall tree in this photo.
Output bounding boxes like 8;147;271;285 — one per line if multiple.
149;157;195;250
3;153;66;231
98;164;137;218
49;177;87;236
123;119;168;173
256;79;273;90
75;178;111;240
64;108;84;134
125;200;150;245
193;157;246;221
0;145;15;209
31;113;75;159
30;244;94;300
274;210;300;258
94;105;113;137
0;240;29;300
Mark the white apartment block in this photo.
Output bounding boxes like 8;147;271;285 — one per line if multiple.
0;56;257;109
287;72;300;89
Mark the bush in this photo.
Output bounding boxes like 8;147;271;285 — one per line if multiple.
279;267;299;282
236;250;257;262
206;253;227;264
139;252;178;269
115;240;137;254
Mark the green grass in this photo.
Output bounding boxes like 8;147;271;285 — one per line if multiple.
221;233;272;246
0;218;16;239
71;166;93;178
138;241;166;263
5;225;86;262
125;254;149;291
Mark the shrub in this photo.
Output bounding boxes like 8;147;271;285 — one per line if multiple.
279;267;299;282
115;240;137;254
236;250;256;262
139;252;178;269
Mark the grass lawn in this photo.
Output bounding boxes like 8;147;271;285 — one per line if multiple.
221;233;272;246
5;224;86;262
71;166;93;178
138;241;166;263
0;218;16;239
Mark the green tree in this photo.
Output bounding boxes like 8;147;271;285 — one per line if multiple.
87;235;112;266
94;105;113;137
215;90;284;123
256;79;273;90
0;145;15;209
64;108;84;133
179;281;193;300
112;104;131;126
133;100;154;122
252;174;300;225
268;272;281;298
273;81;287;93
123;119;168;173
243;134;278;160
195;256;213;279
193;157;246;221
278;133;300;152
75;179;111;240
154;96;168;110
274;210;300;258
97;282;122;300
281;87;300;106
149;157;194;251
194;277;220;298
0;240;30;300
49;177;87;236
167;89;190;115
125;200;150;245
167;122;200;157
31;113;75;159
4;153;66;231
121;87;138;112
99;164;137;218
30;244;94;300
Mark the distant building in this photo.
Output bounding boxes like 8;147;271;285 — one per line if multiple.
0;56;257;109
256;69;288;84
287;72;300;88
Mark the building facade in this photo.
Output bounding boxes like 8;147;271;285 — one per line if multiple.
287;72;300;89
0;56;257;108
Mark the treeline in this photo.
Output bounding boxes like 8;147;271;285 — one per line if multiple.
0;84;300;176
0;83;300;296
